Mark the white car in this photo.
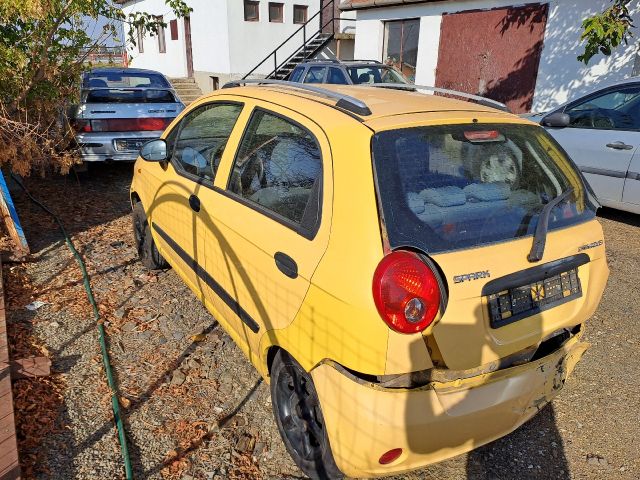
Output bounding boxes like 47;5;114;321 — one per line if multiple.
530;78;640;214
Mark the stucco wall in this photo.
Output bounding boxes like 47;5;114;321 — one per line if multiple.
122;0;189;78
351;0;640;112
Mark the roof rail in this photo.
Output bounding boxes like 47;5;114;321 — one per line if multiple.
303;58;341;64
369;83;511;112
348;59;383;64
222;79;372;116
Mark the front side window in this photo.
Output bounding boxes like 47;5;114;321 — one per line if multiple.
383;19;420;82
564;85;640;130
289;66;305;82
372;124;595;254
244;0;260;21
228;109;322;228
171;103;243;183
327;67;349;84
303;66;326;84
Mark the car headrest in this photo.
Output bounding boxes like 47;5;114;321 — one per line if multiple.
88;79;108;88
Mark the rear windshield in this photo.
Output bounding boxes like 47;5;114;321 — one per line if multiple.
82;89;177;104
347;66;407;84
372;124;596;254
83;72;170;89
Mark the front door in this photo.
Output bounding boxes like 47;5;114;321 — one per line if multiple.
205;101;332;359
548;83;640;204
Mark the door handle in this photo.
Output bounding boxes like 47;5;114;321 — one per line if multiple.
189;194;200;212
606;141;634;150
274;252;298;279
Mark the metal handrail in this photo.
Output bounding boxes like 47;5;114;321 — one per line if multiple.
369;83;511;112
222;79;372;116
243;0;336;80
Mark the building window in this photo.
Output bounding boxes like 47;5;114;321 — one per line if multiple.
269;2;284;23
244;0;260;21
383;19;420;82
293;5;307;24
137;27;144;53
170;19;178;40
156;16;166;53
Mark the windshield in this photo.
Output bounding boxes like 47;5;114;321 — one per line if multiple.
82;89;177;104
347;66;407;84
83;72;170;89
372;124;596;254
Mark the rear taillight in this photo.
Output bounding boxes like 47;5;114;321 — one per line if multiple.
89;118;172;132
72;119;92;133
372;251;440;334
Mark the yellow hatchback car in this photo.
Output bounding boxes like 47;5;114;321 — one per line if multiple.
130;81;609;479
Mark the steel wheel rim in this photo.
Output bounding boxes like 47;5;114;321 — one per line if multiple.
275;365;325;462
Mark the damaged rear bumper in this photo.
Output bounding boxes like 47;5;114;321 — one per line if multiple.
311;335;588;478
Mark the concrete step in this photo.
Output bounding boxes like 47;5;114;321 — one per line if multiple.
170;77;196;84
174;87;202;95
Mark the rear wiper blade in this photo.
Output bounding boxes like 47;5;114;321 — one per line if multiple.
527;187;574;263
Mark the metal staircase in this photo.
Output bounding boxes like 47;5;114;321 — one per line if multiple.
243;0;339;81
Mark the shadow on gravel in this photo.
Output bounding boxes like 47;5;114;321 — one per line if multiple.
597;207;640;228
466;404;570;479
10;163;134;253
142;377;265;478
67;319;221;477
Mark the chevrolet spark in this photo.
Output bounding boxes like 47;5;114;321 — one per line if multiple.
130;81;609;479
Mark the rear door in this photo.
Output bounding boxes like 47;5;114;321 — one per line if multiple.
207;101;332;354
547;84;640;204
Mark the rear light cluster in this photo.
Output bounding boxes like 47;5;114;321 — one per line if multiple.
372;251;441;334
73;118;172;133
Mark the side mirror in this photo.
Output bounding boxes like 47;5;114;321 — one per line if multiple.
140;139;168;162
541;112;570;128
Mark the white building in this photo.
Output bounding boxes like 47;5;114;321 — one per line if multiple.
119;0;355;92
341;0;640;113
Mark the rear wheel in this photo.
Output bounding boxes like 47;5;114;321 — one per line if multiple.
132;201;168;270
270;351;342;480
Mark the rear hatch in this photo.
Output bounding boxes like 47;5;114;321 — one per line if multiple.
372;122;608;370
76;88;183;134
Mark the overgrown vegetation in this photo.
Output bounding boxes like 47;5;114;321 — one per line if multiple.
0;0;191;175
579;0;635;65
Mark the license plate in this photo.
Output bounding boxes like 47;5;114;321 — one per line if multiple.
488;268;582;328
114;139;152;152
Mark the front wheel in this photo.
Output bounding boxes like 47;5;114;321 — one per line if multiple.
132;201;168;270
270;351;343;480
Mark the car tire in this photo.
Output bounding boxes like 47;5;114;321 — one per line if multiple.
132;201;168;270
270;350;343;480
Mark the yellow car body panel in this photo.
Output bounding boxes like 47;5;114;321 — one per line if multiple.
130;84;610;478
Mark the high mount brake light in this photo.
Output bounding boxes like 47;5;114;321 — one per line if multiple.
464;130;500;141
372;251;440;334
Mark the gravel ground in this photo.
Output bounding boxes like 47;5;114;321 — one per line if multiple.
5;164;639;479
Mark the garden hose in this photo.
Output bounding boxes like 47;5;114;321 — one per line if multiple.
10;173;134;480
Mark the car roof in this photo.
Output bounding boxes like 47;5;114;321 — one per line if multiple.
212;84;524;128
298;60;386;67
87;67;166;75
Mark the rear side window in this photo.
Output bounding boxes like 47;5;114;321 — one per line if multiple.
372;124;596;254
304;66;326;84
228;109;322;229
327;67;349;84
171;103;243;183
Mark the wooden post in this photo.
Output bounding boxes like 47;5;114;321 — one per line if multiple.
0;172;29;259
